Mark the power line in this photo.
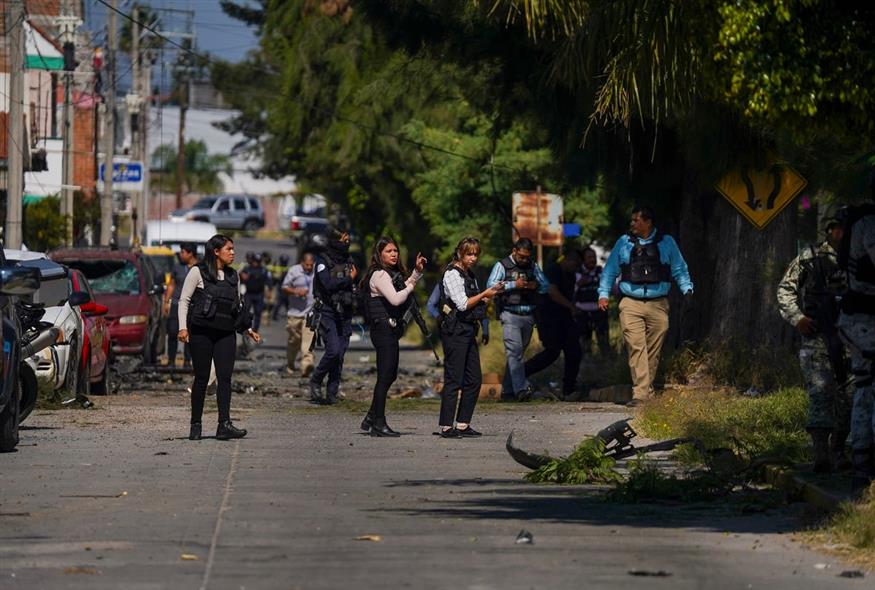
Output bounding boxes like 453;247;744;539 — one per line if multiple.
91;0;524;174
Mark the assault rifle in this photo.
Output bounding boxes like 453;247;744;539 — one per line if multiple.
809;246;849;386
306;304;323;352
391;273;440;363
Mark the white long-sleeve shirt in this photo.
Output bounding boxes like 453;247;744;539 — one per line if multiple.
442;267;476;311
369;269;422;305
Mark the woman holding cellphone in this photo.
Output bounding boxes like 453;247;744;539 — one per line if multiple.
435;237;504;438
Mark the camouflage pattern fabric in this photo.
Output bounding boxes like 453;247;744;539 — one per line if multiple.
838;313;875;451
778;241;850;432
777;241;843;327
799;336;853;431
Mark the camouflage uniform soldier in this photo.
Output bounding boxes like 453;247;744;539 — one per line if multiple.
778;220;851;473
836;177;875;489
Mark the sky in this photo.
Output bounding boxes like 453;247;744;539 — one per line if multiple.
83;0;260;91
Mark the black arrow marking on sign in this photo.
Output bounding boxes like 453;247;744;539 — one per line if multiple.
741;170;760;211
740;166;785;211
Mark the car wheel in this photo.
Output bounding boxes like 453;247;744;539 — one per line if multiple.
17;363;38;424
243;220;259;232
0;374;21;452
91;363;110;395
142;327;155;366
64;340;79;404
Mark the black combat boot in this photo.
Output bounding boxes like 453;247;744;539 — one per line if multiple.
216;421;247;441
309;380;325;404
189;422;202;441
810;428;832;474
369;417;400;438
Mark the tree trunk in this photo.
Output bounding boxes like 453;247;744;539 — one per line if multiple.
672;173;797;349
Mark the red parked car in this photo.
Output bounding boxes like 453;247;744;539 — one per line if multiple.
49;249;166;365
69;269;111;394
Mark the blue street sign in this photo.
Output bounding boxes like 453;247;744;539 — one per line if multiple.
99;161;143;183
563;223;581;237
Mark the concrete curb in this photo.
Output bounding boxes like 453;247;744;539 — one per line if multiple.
763;465;855;512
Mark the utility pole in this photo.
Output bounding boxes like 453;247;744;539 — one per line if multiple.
128;4;143;246
58;6;81;246
5;0;25;249
141;49;152;229
175;68;187;210
100;0;116;246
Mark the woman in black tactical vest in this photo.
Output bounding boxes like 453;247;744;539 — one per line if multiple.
437;237;504;438
178;234;262;441
309;228;358;405
359;237;427;436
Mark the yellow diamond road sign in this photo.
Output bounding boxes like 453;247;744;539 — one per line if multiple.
715;164;807;230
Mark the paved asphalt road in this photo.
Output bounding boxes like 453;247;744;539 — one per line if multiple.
0;314;865;589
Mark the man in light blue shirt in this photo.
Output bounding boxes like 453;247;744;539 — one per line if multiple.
598;206;693;405
486;238;550;401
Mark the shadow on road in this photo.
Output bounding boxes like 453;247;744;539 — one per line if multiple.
375;477;801;536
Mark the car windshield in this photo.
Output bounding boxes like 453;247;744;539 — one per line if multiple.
31;277;70;307
66;260;141;295
147;254;175;278
192;198;216;210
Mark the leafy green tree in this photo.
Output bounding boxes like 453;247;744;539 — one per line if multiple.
214;1;466;255
405;113;608;264
356;0;875;349
23;197;66;252
151;140;231;196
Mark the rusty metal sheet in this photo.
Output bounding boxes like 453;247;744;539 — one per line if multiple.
511;191;563;246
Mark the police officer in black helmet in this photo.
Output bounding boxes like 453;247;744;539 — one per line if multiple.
240;253;271;332
309;227;358;404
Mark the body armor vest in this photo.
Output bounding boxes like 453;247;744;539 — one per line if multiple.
496;256;538;310
801;245;844;319
243;266;268;294
839;205;875;314
366;271;407;323
440;266;486;323
574;266;602;304
844;205;875;285
620;233;671;284
189;265;239;332
314;255;354;311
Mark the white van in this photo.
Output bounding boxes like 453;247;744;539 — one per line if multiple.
144;221;218;255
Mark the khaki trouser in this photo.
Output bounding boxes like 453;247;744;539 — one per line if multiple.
618;296;670;399
286;316;315;375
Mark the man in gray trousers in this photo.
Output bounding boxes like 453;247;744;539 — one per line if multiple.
487;238;550;401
